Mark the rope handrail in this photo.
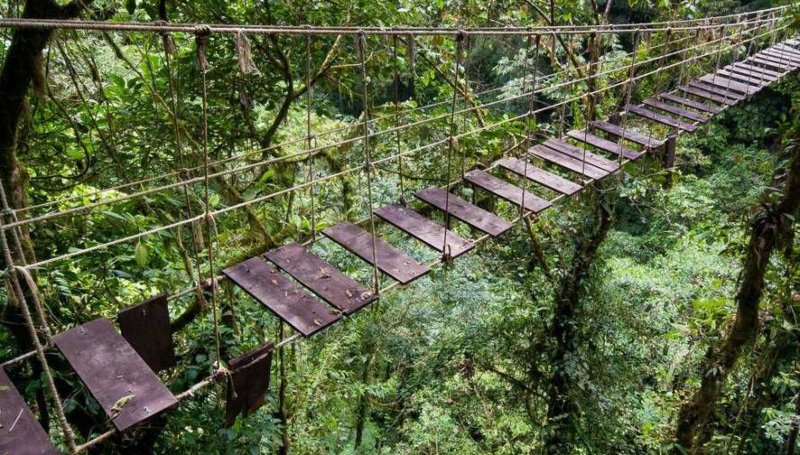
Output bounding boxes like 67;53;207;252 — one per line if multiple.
2;15;778;232
0;5;790;35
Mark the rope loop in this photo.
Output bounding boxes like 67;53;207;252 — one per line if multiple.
456;28;466;42
194;25;212;70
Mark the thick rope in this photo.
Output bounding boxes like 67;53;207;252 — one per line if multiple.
519;32;540;222
392;33;406;204
441;30;464;262
305;33;317;241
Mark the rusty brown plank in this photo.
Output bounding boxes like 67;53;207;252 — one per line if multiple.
678;85;737;106
322;222;429;285
543;139;620;172
118;295;176;373
265;243;376;315
223;257;341;336
225;342;273;428
497;157;583;195
566;129;643;160
53;318;178;432
414;187;512;237
464;169;552;213
658;93;721;114
699;74;758;95
529;144;610;180
0;368;59;455
642;99;710;123
589;120;665;147
625;105;698;132
374;205;474;258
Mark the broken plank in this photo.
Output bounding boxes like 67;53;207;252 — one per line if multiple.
223;257;340;336
496;157;583;195
414;187;512;237
374;205;475;258
322;222;429;285
464;169;552;213
265;243;376;315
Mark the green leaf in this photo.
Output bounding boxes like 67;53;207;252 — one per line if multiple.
126;0;137;15
134;241;149;267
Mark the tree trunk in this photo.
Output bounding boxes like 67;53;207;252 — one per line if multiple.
544;196;613;454
675;136;800;454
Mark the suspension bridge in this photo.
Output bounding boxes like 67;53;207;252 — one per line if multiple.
0;6;797;453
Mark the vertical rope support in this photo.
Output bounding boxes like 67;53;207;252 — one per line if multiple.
555;32;566;138
460;33;472;180
677;28;697;100
195;26;223;368
519;32;540;223
0;187;78;453
357;32;381;294
618;29;641;166
392;32;406;204
305;33;317;241
647;27;671;144
712;25;726;87
441;30;464;262
743;12;763;88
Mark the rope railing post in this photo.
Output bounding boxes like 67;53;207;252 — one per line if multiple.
0;182;79;454
194;25;223;369
305;32;317;240
441;29;464;262
392;32;406;205
357;31;381;294
618;29;641;166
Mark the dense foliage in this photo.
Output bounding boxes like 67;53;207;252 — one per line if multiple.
0;0;799;454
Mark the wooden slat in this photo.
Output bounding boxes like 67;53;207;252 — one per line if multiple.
53;318;178;431
730;62;781;79
414;187;512;237
625;104;697;132
497;157;583;195
322;222;429;284
761;49;800;65
687;81;745;101
465;169;552;213
223;257;341;336
224;342;273;428
772;44;800;59
265;243;376;315
529;145;610;180
589;120;664;147
566;129;642;160
658;93;721;114
699;74;758;95
0;368;59;455
543;139;620;172
678;85;737;106
748;56;793;71
118;295;176;373
721;66;775;84
374;205;475;258
642;99;710;123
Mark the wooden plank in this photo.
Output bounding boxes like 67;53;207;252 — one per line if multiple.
721;66;774;85
529;144;610;180
748;56;793;71
730;62;781;79
678;85;737;106
265;243;376;315
590;120;664;147
496;157;583;195
53;318;178;432
414;187;512;237
772;44;800;59
543;139;620;172
464;169;552;213
699;74;758;95
642;99;710;123
625;104;697;132
687;81;745;101
0;368;59;455
223;258;340;336
118;295;176;373
374;205;475;258
225;342;273;428
761;49;800;65
322;222;429;284
658;93;721;114
566;129;642;160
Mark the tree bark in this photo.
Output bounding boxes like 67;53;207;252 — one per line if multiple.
544;196;613;454
675;136;800;454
